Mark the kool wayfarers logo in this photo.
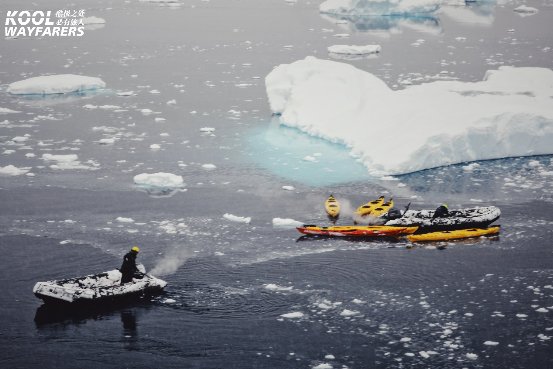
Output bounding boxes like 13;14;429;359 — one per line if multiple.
5;10;86;37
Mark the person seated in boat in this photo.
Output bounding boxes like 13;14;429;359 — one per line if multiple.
120;246;140;284
432;204;449;219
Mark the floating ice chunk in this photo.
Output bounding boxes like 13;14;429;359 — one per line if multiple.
281;311;304;319
484;341;499;346
352;298;366;304
200;127;216;133
513;5;538;14
516;313;528;318
7;74;105;95
42;154;98;170
320;0;440;16
150;144;161;150
303;155;317;162
419;351;430;358
265;284;294;291
266;57;553;175
0;165;29;176
133;172;184;189
340;309;360;316
223;213;251;224
312;364;332;369
155;117;166;122
162;298;176;303
117;91;135;96
462;163;480;171
282;185;295;191
400;337;412;342
328;44;381;55
324;354;335;360
11;136;29;143
466;353;478;360
98;138;116;144
405;353;415;357
167;99;177;105
536;307;548;313
116;217;135;223
272;218;303;228
202;163;217;170
82;16;106;24
0;107;20;114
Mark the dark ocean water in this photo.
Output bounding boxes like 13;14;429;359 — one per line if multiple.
1;0;552;367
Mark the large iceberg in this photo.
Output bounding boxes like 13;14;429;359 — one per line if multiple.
320;0;441;16
265;57;553;175
7;74;106;95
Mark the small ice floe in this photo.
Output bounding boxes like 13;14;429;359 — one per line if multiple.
400;337;412;342
405;353;415;357
116;217;135;223
11;136;29;143
223;213;251;224
303;155;317;162
513;5;538;14
536;307;549;313
200;127;215;133
484;341;499;346
149;89;160;94
538;333;551;341
516;313;528;318
42;154;98;170
154;117;166;122
282;185;295;191
264;283;294;291
419;351;430;359
0;165;30;176
324;354;335;360
166;99;177;105
98;138;116;145
333;33;350;38
150;144;161;150
328;44;381;55
462;162;480;171
466;353;478;360
272;218;303;228
82;16;106;24
352;298;366;304
133;172;185;196
7;74;105;95
312;364;332;369
0;107;20;114
202;163;216;170
117;91;135;96
25;153;35;158
280;311;304;319
340;309;360;317
140;108;154;115
162;298;176;304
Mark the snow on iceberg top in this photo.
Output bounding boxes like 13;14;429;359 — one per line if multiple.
7;74;106;95
320;0;441;16
265;56;553;175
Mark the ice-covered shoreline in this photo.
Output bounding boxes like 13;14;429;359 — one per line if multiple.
265;57;553;175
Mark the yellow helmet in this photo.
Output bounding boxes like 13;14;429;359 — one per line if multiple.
131;246;140;253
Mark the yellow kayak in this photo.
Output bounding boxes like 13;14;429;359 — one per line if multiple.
407;226;500;242
355;196;385;216
370;198;394;217
325;195;340;218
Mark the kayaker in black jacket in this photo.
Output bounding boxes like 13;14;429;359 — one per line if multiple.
120;246;140;284
432;204;449;219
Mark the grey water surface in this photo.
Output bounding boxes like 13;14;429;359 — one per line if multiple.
0;0;552;368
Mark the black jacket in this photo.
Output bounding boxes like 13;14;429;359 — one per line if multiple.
432;205;449;219
121;251;138;275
